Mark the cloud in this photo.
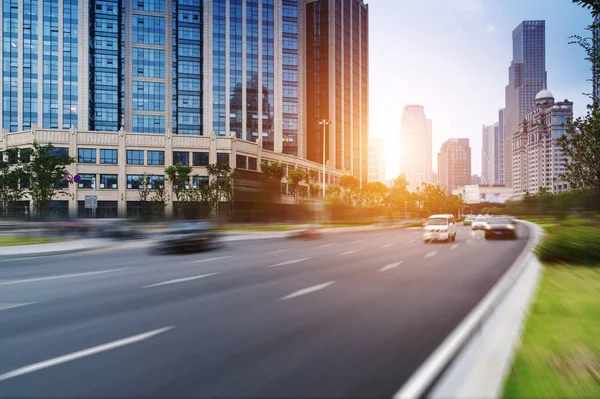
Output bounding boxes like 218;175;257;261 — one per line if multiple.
449;0;484;16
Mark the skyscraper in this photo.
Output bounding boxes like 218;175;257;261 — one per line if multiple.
481;124;496;185
504;20;547;189
305;0;369;186
1;0;301;156
438;138;471;195
368;137;385;183
399;105;432;191
496;108;505;185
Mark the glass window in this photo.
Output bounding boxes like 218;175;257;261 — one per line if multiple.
147;175;164;189
132;81;165;111
236;154;247;169
133;0;165;12
127;150;144;165
132;48;165;78
248;157;257;171
173;151;189;166
132;115;165;134
147;150;165;165
127;174;145;189
192;152;209;166
78;148;96;164
100;149;118;164
49;147;69;156
133;15;165;45
192;176;209;188
217;153;230;165
77;173;96;189
100;174;118;189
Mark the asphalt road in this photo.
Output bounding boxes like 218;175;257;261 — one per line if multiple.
0;225;530;398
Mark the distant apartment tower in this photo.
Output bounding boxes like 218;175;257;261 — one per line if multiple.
368;137;385;182
471;175;481;186
400;105;433;191
504;21;547;188
438;139;471;195
496;108;506;184
0;0;302;155
512;90;573;197
305;0;369;186
481;124;497;185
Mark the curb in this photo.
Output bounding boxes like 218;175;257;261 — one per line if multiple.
394;220;543;398
0;239;113;261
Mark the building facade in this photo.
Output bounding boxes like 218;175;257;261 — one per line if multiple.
399;105;432;191
305;0;369;186
504;20;547;188
1;0;302;156
511;90;573;197
438;138;471;196
367;137;385;183
496;108;505;185
481;123;496;185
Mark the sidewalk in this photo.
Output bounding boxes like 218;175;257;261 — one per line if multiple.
0;238;111;260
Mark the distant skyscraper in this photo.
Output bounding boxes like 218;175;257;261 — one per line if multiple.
438;138;471;195
496;108;506;185
471;175;481;186
504;20;547;188
368;137;385;183
400;105;432;191
305;0;369;186
482;123;496;185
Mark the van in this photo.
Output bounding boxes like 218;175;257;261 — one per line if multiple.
423;214;457;243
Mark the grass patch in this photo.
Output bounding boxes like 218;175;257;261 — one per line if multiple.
536;226;600;265
0;235;61;246
503;266;600;398
219;225;299;232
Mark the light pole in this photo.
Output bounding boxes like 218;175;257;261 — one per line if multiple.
318;119;331;198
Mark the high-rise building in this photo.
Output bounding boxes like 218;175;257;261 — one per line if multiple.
512;90;573;197
438;138;471;195
481;123;496;185
0;0;301;155
305;0;369;186
368;137;385;183
496;108;505;185
471;175;481;186
400;105;432;191
504;20;547;188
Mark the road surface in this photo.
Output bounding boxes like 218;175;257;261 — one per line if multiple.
0;225;529;397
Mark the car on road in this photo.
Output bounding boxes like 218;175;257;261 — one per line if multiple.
423;214;457;243
152;222;221;254
471;216;487;230
484;217;518;240
463;216;474;226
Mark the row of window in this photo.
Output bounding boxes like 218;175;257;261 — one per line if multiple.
77;149;232;167
76;173;210;190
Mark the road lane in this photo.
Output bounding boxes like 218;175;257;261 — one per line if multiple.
0;225;530;397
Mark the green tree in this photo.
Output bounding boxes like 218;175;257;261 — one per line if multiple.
0;148;25;217
22;142;75;218
287;168;306;203
389;174;413;217
363;181;389;210
164;165;193;202
206;163;237;217
260;161;286;195
339;174;360;205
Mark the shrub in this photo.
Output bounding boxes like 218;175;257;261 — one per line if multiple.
536;227;600;265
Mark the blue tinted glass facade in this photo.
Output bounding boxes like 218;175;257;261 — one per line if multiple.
133;0;165;12
229;0;243;139
133;48;165;78
89;0;124;132
3;0;18;131
212;0;226;135
282;0;299;155
261;0;274;151
132;82;165;111
132;115;165;134
132;15;165;45
23;0;39;130
63;0;78;128
173;0;202;136
43;0;59;128
246;0;259;141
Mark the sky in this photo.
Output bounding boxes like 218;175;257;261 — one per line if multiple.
368;0;593;179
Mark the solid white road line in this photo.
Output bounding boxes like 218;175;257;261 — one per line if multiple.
0;269;129;286
339;249;361;256
318;243;335;248
0;303;35;312
379;261;404;272
380;243;394;249
143;273;220;288
451;244;459;250
187;256;231;264
266;249;292;255
425;251;438;259
269;257;311;268
0;326;174;382
280;281;336;300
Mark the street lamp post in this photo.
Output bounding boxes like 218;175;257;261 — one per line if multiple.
318;119;331;199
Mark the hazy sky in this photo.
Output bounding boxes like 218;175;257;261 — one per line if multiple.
369;0;593;178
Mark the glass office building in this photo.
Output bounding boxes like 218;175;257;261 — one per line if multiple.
1;0;302;157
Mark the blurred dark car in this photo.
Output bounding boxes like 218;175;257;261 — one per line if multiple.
101;220;144;240
484;217;518;240
153;222;221;254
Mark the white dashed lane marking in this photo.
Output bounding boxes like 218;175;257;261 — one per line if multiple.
318;243;335;248
406;240;416;244
0;303;35;312
425;251;437;259
269;257;311;268
350;239;364;244
339;249;361;256
280;281;336;300
380;243;394;249
187;256;232;264
266;249;292;255
0;269;129;286
143;273;220;288
451;244;459;250
379;261;404;272
467;239;472;244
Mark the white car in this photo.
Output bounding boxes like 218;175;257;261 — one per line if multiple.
471;216;487;230
423;214;457;243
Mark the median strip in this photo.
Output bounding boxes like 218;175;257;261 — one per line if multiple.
0;326;174;382
0;269;129;286
269;257;311;268
280;281;336;300
143;273;220;288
